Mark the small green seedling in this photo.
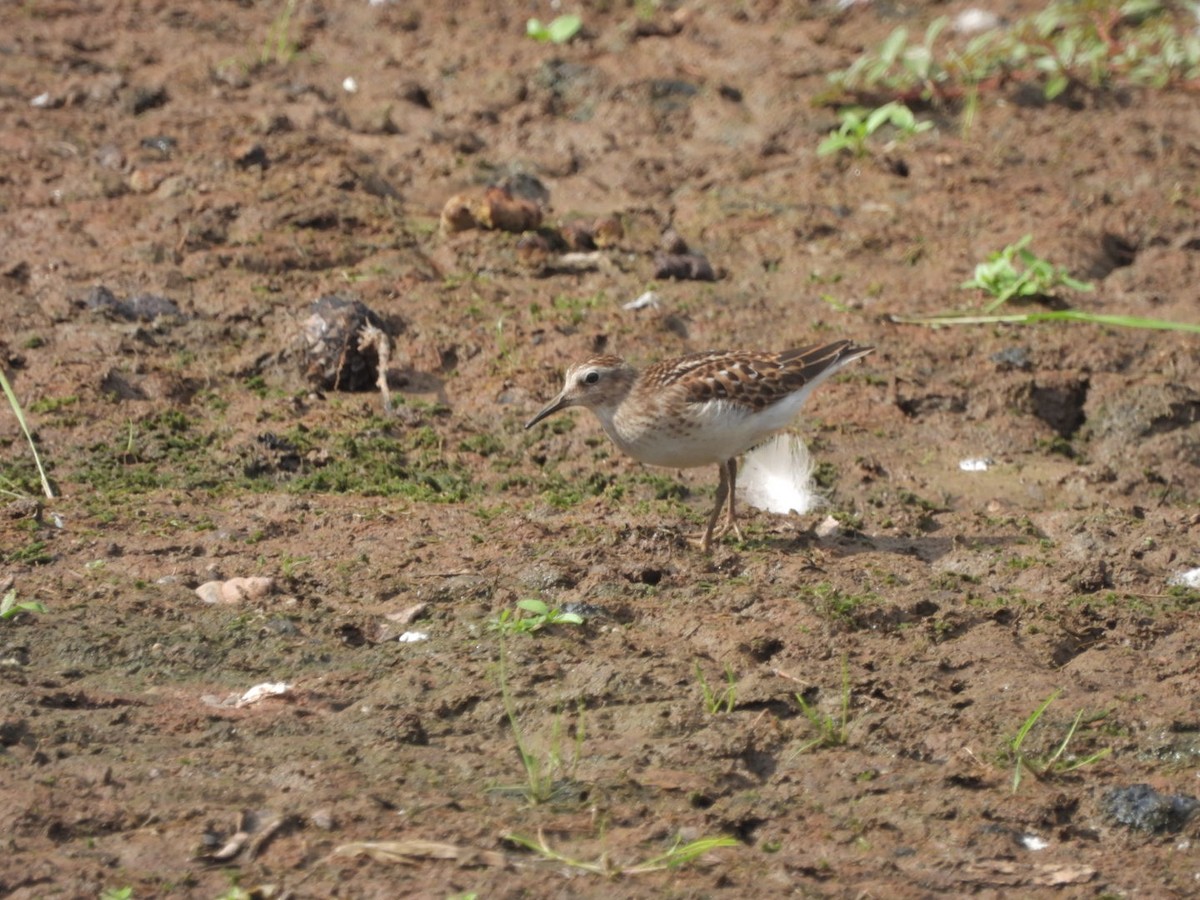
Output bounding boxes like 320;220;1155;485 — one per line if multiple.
99;889;133;900
818;102;932;157
791;656;852;754
261;0;300;66
492;646;587;805
1006;689;1112;793
491;599;584;636
695;661;737;714
0;589;47;621
960;234;1094;312
889;235;1200;332
526;14;583;44
830;1;1200;108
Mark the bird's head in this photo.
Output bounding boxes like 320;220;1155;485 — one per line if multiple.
525;355;636;429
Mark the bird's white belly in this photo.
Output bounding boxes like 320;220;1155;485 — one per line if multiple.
607;396;809;468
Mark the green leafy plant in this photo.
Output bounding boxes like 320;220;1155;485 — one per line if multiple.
792;656;852;753
960;234;1094;312
1005;689;1112;793
491;598;584;636
894;234;1200;332
503;829;738;876
99;889;133;900
817;101;932;157
695;661;737;714
0;589;47;621
526;14;583;44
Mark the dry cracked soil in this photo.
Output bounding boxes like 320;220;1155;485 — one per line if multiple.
2;0;1200;897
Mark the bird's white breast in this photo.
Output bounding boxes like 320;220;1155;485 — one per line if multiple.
602;387;820;469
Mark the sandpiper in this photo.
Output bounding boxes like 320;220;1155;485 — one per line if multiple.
525;340;874;551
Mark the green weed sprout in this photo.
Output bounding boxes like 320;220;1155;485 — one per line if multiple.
0;589;47;621
695;661;737;714
527;14;583;44
503;829;739;876
961;234;1094;312
492;647;586;805
818;102;932;157
261;0;299;66
791;656;852;754
1006;689;1112;793
894;235;1200;332
491;598;584;636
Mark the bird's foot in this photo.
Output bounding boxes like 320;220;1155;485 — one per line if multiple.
710;519;743;543
694;521;742;552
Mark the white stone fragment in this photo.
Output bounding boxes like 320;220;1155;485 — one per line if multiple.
959;457;993;472
814;515;842;538
954;8;1001;35
398;631;429;643
1021;833;1049;851
623;291;661;311
236;682;292;707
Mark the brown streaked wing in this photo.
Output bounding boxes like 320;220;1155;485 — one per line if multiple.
639;350;742;390
675;341;860;412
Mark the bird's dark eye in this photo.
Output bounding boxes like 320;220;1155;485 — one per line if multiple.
583;371;600;385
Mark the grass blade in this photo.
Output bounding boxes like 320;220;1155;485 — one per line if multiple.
0;368;55;499
624;835;740;873
892;310;1200;333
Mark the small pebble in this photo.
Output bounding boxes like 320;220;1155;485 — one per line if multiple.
473;186;542;233
959;457;993;472
1103;783;1200;832
195;576;276;605
654;252;715;281
954;8;1002;35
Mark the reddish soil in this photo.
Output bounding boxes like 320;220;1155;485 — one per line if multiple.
2;1;1199;897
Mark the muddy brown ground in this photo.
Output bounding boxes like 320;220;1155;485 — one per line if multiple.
3;1;1200;897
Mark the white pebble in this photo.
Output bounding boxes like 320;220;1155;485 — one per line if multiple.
623;290;661;311
236;682;291;707
954;8;1001;35
959;457;993;472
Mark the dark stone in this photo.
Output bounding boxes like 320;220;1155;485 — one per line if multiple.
1103;783;1199;832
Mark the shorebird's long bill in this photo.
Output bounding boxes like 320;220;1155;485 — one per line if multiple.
524;393;568;429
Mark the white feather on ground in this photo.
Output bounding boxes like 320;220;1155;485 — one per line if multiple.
737;433;821;515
